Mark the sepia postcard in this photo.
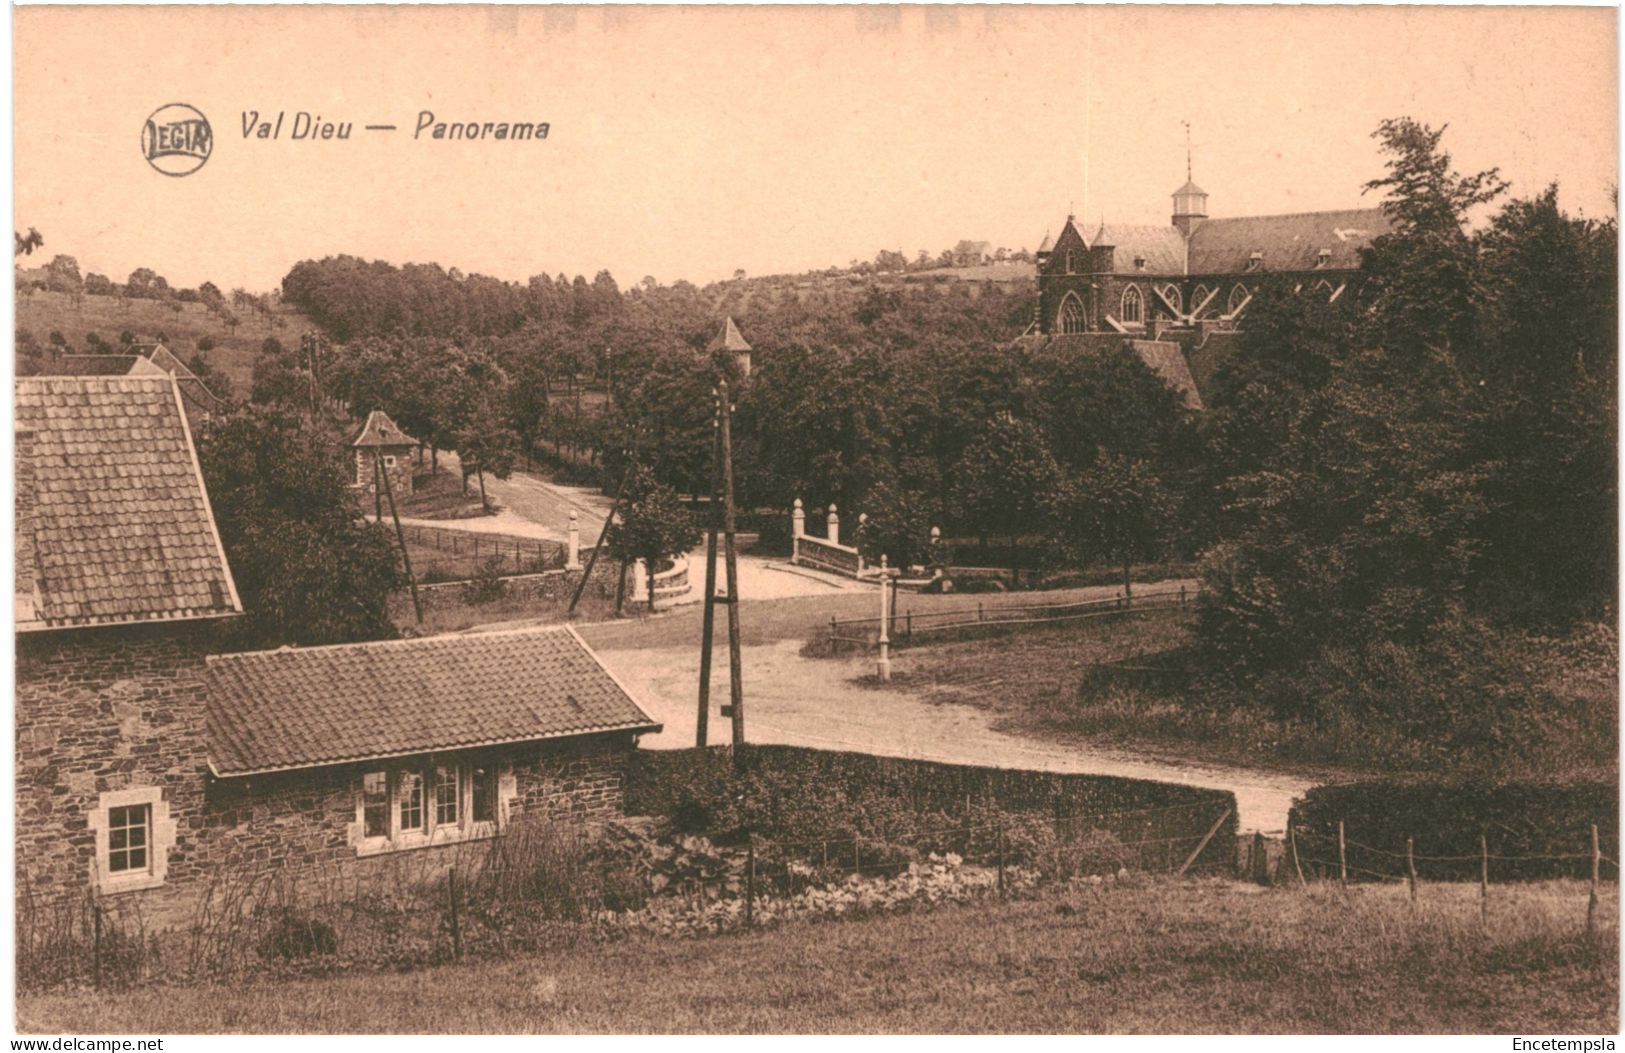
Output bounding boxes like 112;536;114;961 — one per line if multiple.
8;2;1621;1040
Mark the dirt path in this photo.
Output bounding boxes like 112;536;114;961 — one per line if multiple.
594;638;1310;835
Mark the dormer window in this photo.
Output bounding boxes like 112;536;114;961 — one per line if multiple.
1134;257;1146;272
1246;252;1264;272
1316;248;1332;268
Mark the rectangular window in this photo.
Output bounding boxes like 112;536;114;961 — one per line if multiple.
362;771;390;839
399;771;425;835
434;765;460;827
108;804;150;874
472;764;497;824
383;455;397;468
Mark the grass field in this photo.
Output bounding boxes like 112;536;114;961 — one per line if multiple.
17;879;1616;1034
16;288;314;392
894;613;1619;780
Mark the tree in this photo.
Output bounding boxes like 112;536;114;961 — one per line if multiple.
14;227;42;256
455;407;520;511
125;267;171;300
852;479;940;570
1046;454;1175;596
43;254;82;295
605;467;702;611
197;406;403;648
948;413;1060;585
84;273;114;296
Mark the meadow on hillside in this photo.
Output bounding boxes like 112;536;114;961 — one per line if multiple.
15;288;314;391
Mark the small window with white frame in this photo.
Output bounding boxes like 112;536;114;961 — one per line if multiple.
91;786;172;893
355;758;507;856
383;455;397;468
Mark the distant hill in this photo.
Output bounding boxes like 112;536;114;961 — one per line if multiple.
15;288;316;392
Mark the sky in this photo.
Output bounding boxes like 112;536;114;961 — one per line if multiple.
12;4;1619;293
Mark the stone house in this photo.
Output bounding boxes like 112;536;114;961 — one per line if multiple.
348;408;419;501
37;342;226;432
15;375;659;923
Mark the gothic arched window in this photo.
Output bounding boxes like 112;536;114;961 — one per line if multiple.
1190;283;1214;318
1227;284;1250;315
1121;285;1143;325
1058;292;1087;334
1160;284;1183;316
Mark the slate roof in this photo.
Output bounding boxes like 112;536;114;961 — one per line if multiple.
1128;340;1204;412
705;316;752;354
1094;225;1189;275
1187;209;1389;274
349;409;420;449
14;376;241;630
203;625;662;776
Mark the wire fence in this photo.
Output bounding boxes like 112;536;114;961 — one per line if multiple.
393;523;567;583
1277;820;1616;933
827;586;1198;652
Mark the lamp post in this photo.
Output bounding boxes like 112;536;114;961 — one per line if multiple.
877;555;891;682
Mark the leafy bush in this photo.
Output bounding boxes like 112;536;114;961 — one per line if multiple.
1289;777;1618;882
256;909;339;960
462;554;509;604
626;745;1236;874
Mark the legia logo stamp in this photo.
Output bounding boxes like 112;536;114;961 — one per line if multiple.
141;103;212;176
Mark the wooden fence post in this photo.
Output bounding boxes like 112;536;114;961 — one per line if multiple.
448;865;463;959
1407;837;1418;904
997;816;1006;897
1290;825;1307;888
1479;834;1489;924
1589;823;1601;937
1338;821;1348;891
746;835;756;929
92;903;102;990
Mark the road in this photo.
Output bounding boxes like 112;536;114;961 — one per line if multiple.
424;461;1311;833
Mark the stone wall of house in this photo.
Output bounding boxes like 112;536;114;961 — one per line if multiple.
352;446;415;501
15;622;215;911
16;622;639;929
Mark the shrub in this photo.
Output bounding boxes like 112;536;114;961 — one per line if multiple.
1289;777;1619;882
462;554;508;604
256;909;339;960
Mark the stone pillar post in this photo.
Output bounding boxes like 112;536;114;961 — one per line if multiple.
632;559;649;603
827;504;840;547
876;555;891;682
792;498;805;539
566;511;581;570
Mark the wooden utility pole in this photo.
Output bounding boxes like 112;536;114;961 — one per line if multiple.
718;380;745;746
696;410;723;748
377;449;423;624
1588;824;1600;937
568;442;641;615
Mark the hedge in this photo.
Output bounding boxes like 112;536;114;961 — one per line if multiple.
1288;777;1619;882
626;744;1238;874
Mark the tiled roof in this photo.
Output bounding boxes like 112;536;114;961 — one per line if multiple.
705;316;752;354
15;376;241;630
349;409;419;448
1187;209;1389;274
204;625;661;776
1094;225;1189;275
